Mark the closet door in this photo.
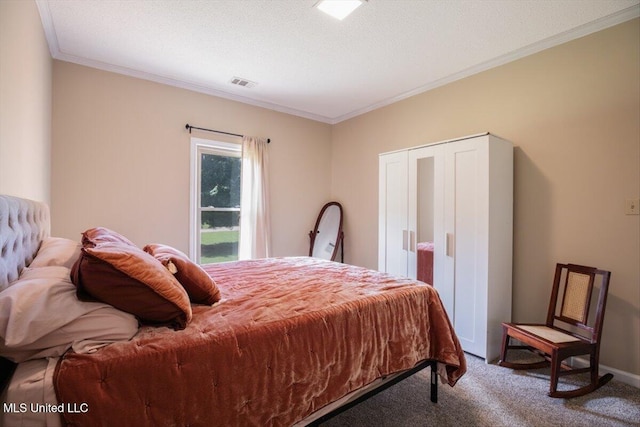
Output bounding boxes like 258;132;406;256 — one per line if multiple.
443;137;489;358
378;151;408;276
408;145;444;286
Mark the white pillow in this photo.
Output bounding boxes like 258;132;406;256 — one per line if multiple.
1;305;138;363
29;237;81;269
0;266;138;363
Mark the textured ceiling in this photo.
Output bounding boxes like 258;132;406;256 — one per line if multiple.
37;0;639;124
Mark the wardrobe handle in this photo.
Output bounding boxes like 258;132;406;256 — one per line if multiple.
410;230;416;252
445;233;454;257
402;230;408;251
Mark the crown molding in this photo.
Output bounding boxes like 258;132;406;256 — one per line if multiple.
56;50;333;124
331;4;640;124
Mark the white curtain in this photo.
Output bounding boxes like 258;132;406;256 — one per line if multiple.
239;136;271;259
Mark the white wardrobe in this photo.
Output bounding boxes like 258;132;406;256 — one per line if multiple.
378;133;513;362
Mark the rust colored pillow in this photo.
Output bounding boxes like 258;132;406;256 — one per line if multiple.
81;227;136;248
71;243;192;329
143;244;221;305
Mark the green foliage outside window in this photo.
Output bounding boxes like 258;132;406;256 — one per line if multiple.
200;153;241;227
199;151;241;263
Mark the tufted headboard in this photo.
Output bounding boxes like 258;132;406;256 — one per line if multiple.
0;195;50;292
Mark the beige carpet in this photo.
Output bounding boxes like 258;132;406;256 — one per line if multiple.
320;351;640;427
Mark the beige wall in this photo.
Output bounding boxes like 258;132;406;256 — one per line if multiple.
0;0;52;203
52;62;332;257
331;19;640;376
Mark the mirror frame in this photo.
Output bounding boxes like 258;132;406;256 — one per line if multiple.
309;202;344;262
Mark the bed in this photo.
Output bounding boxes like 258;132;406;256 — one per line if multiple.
0;194;466;426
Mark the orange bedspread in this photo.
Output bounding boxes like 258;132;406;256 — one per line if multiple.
54;257;466;426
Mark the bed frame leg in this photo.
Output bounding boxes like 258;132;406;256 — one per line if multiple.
430;362;438;403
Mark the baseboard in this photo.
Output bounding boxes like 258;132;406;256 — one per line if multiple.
572;357;640;389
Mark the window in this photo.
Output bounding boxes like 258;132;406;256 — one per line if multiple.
190;138;241;264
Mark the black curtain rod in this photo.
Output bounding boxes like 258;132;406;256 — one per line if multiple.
185;124;270;143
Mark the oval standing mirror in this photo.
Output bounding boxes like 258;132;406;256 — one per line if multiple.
309;202;344;262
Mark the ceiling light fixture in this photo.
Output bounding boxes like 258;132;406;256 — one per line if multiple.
315;0;365;21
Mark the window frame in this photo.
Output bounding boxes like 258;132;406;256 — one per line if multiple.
189;137;242;263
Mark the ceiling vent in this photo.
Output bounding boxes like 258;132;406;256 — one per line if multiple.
230;77;257;88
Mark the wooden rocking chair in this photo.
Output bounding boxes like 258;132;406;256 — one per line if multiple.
499;263;613;398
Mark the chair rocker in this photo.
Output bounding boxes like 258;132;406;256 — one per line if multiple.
499;263;613;398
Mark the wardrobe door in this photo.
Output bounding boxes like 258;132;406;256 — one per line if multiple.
408;145;444;286
443;136;489;358
378;151;409;276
